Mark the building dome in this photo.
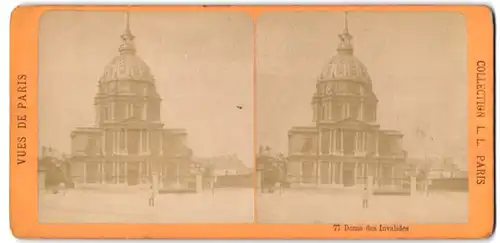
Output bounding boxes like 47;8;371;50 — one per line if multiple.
318;54;371;83
99;54;154;83
99;13;154;84
317;14;371;84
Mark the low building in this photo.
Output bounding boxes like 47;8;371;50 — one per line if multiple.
195;154;252;188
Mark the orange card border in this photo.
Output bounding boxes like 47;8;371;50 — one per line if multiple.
9;5;494;239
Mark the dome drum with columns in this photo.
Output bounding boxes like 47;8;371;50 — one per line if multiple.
69;13;195;188
286;13;408;188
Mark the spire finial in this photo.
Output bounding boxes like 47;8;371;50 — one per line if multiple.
337;11;353;55
119;11;136;55
125;11;130;33
344;11;349;33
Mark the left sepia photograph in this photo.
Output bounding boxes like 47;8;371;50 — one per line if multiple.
37;10;254;224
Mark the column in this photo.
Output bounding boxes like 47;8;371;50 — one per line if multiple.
159;132;163;154
83;162;87;183
112;161;116;184
318;131;322;155
355;131;359;153
375;131;379;156
138;162;143;183
363;131;368;152
146;130;150;154
317;161;322;185
327;102;331;120
97;163;101;184
354;163;358;185
139;130;143;154
391;166;396;185
359;103;364;120
124;162;128;183
328;162;332;184
125;129;128;155
339;162;344;185
112;131;116;154
331;162;336;184
117;130;121;154
116;162;121;184
101;131;106;155
331;129;336;155
111;103;115;120
143;103;148;120
340;129;344;154
102;162;106;184
313;104;317;121
299;161;303;184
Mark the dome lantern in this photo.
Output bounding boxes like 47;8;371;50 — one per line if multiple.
118;12;136;55
337;12;354;55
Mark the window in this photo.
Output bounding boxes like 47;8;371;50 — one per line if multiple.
335;129;342;151
141;130;148;152
363;132;368;151
103;107;109;121
321;129;330;154
331;103;342;121
322;104;328;120
119;129;126;152
350;104;359;119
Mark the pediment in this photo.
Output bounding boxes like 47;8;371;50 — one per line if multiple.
329;117;378;129
117;116;144;124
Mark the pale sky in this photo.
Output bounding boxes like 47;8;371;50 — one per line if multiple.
256;11;468;169
38;11;254;167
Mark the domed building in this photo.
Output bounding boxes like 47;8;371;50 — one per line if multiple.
286;14;408;187
69;13;194;187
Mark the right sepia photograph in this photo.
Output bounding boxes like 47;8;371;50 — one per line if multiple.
255;11;468;224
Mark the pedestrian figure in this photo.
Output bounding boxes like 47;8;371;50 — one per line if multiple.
362;187;370;209
149;185;156;207
149;174;158;207
211;175;217;195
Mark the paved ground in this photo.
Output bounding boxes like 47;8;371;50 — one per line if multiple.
256;189;468;224
39;187;468;224
38;188;254;224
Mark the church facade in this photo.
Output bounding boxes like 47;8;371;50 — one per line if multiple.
287;15;408;187
70;14;193;187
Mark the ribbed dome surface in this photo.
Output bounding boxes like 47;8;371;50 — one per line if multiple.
318;54;371;83
99;54;154;83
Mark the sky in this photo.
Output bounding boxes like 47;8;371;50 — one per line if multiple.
255;11;468;169
38;11;254;167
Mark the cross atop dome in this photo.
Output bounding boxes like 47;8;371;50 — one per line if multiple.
337;12;354;55
119;12;136;55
